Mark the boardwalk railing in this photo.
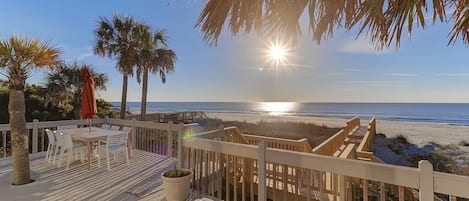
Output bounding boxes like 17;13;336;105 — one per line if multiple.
313;117;361;155
356;117;381;162
127;111;208;122
182;134;469;201
0;118;184;163
242;134;313;153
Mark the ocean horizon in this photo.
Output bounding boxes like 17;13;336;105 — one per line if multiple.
111;102;469;126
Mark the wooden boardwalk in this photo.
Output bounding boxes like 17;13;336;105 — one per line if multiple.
0;150;175;201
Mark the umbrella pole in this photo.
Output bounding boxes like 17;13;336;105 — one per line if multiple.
89;119;91;132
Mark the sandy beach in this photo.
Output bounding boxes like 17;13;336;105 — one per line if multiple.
207;112;469;146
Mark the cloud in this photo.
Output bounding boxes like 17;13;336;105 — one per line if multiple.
342;80;407;87
386;73;419;77
434;73;469;77
77;52;93;60
344;68;361;72
339;38;390;55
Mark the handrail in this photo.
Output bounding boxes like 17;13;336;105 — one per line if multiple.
357;117;376;153
191;126;225;139
313;116;361;155
223;126;249;144
242;133;313;153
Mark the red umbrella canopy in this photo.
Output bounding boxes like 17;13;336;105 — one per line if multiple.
80;67;97;119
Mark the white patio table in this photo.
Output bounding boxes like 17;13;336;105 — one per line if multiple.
59;127;129;169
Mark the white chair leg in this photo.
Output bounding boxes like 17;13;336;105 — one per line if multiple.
49;146;55;163
53;146;59;164
66;149;71;171
45;144;51;161
125;147;129;165
57;148;64;167
106;151;111;171
97;149;101;168
80;149;84;163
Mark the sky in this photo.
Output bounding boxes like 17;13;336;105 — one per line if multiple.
1;1;469;103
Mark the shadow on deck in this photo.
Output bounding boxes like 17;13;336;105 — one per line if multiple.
0;150;174;201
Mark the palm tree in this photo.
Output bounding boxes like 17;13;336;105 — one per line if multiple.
45;63;108;119
0;36;61;185
94;14;140;119
196;0;469;49
135;26;176;120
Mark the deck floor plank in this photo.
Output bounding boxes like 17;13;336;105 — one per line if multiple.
0;150;174;201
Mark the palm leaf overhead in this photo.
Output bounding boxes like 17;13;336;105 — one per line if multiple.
449;0;469;44
196;0;469;48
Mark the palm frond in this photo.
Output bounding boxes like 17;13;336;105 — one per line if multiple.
0;36;61;89
196;0;467;49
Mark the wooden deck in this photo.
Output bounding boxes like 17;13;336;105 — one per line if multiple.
0;150;175;201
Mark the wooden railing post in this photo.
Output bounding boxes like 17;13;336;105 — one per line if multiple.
419;160;434;200
32;119;39;153
177;123;184;168
257;140;267;201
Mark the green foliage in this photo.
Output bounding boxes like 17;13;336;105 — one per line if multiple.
96;99;119;118
396;134;410;145
45;63;108;119
0;79;118;123
163;164;191;178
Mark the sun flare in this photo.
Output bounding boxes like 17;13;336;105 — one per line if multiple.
265;41;289;66
260;102;296;116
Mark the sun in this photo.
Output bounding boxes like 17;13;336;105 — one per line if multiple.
266;41;289;66
269;45;287;61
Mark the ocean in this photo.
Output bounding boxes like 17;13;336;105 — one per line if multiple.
112;102;469;126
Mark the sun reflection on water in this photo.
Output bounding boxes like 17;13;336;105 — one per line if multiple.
259;102;297;116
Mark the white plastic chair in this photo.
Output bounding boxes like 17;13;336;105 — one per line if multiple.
98;133;129;170
45;129;56;163
110;125;121;131
122;127;132;134
101;124;111;129
57;133;84;171
52;131;63;164
57;125;77;130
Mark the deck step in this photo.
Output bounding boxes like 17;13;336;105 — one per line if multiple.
353;126;368;136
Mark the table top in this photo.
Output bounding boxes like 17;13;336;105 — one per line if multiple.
58;127;126;142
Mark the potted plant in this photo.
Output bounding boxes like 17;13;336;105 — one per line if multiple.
161;165;193;201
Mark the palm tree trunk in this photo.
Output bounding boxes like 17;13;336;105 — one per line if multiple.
140;70;148;121
9;90;31;185
73;92;81;120
120;75;128;119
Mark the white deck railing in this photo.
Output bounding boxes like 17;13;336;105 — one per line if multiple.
2;119;469;200
0;118;184;165
182;133;469;201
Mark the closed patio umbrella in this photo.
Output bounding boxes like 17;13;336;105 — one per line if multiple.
80;67;97;131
